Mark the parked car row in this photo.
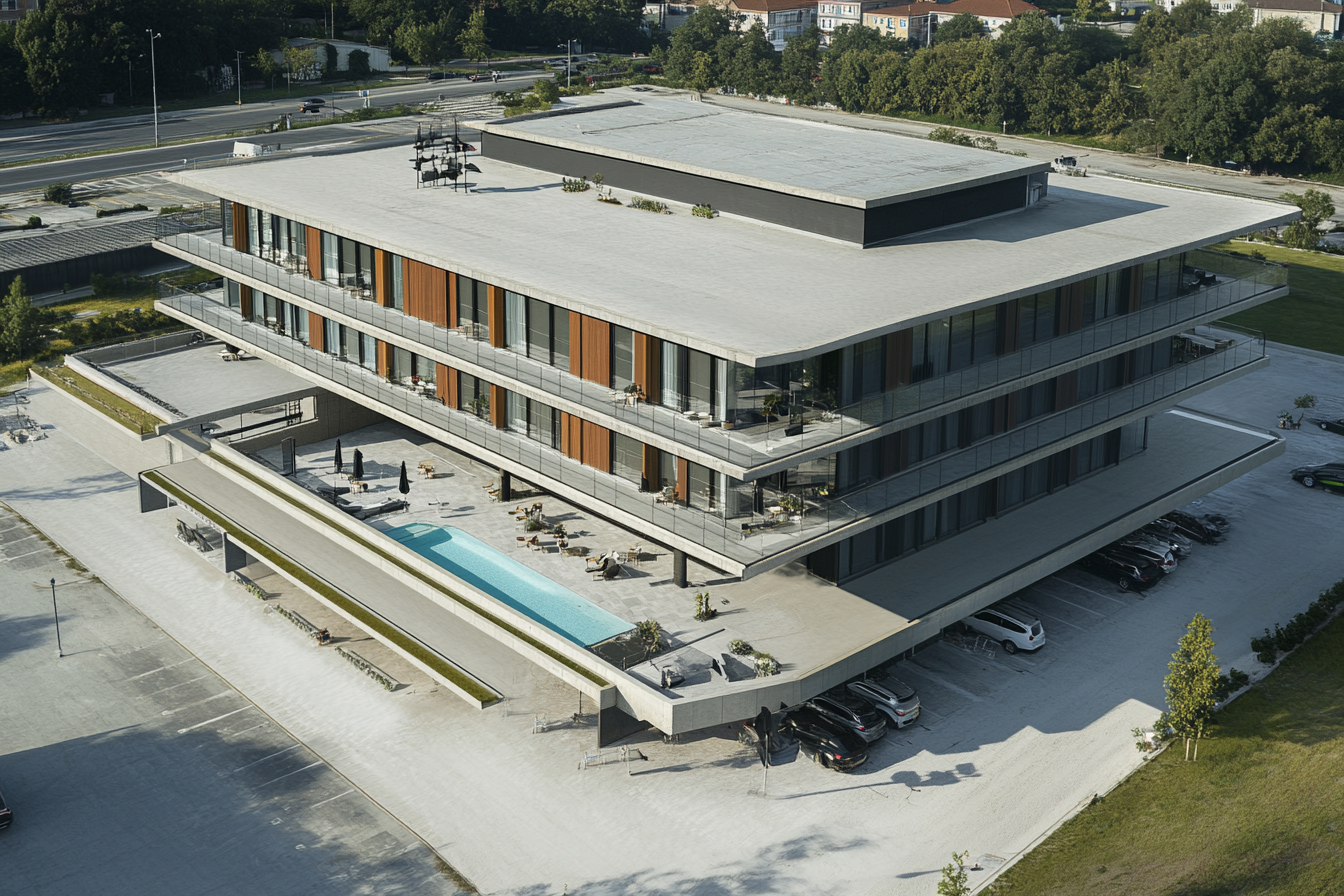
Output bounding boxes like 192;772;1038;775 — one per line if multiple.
768;673;924;772
1078;511;1230;592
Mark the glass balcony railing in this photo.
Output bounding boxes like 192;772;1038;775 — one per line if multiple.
158;287;1266;571
158;231;1287;476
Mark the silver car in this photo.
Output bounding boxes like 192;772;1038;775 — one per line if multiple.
964;602;1046;654
847;677;921;729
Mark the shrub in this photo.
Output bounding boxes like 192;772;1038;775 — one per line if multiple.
692;204;715;219
533;77;560;104
928;126;973;147
158;205;185;215
562;175;590;193
1214;667;1250;703
729;638;752;655
753;651;779;677
1250;580;1344;664
43;182;74;204
635;619;663;653
629;196;669;214
26;216;42;229
693;591;717;622
347;48;371;80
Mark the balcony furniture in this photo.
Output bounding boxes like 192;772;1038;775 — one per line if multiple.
219;349;239;361
562;545;589;557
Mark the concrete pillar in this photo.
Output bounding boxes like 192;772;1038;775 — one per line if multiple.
499;469;511;504
673;549;687;589
223;532;249;574
138;476;169;513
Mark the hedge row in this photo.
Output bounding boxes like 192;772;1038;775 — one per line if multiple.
1250;579;1344;664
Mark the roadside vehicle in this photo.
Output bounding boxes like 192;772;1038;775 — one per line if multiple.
847;677;921;729
298;97;325;113
1162;509;1225;544
1138;520;1193;558
962;602;1046;654
0;785;11;830
425;71;460;81
804;693;888;742
1113;538;1178;574
1051;155;1079;172
781;707;869;771
1079;548;1161;591
1290;462;1344;493
1309;417;1344;436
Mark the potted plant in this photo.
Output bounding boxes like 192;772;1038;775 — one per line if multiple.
729;638;752;656
635;619;663;656
753;651;779;677
693;591;717;622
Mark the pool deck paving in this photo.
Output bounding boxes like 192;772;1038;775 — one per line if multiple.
3;342;1343;894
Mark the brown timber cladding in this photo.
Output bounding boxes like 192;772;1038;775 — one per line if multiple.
488;285;505;349
231;204;250;252
580;315;610;386
239;284;253;319
404;259;448;326
374;250;394;308
305;226;322;280
308;312;325;351
436;363;457;407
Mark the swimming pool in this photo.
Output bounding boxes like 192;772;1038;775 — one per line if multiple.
384;522;633;647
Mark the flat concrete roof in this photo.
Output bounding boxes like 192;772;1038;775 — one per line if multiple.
171;111;1295;366
102;342;318;421
477;91;1048;208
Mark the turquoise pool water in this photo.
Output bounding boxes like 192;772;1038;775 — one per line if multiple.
384;522;632;647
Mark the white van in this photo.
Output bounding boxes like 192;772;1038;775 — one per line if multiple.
963;602;1046;654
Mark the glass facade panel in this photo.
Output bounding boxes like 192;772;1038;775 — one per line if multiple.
527;297;551;364
321;232;339;285
662;345;683;411
688;349;713;416
505;291;527;354
528;399;557;448
361;333;377;372
612;433;643;486
611;326;635;391
391;256;404;311
507;391;528;432
553;308;570;370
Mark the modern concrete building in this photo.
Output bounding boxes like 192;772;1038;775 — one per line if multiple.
143;88;1295;738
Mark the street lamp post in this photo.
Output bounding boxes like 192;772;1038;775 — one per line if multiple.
147;29;161;147
50;577;64;658
236;50;243;106
558;39;575;89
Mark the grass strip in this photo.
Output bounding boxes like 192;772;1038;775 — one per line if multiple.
1217;241;1344;357
208;451;609;688
143;470;499;704
34;364;165;433
989;599;1344;895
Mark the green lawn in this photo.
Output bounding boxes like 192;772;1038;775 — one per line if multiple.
1219;242;1344;357
989;609;1344;895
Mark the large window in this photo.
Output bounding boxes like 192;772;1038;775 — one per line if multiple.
1018;289;1058;348
612;433;644;486
458;276;489;339
611;326;635;391
391;256;404;311
505;291;528;354
687;348;714;416
221;199;233;247
528;399;558;448
321;232;339;285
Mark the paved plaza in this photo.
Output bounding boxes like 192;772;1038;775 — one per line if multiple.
1;343;1341;894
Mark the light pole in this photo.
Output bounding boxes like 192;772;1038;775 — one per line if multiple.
50;577;64;658
557;39;576;89
147;29;161;147
236;50;243;106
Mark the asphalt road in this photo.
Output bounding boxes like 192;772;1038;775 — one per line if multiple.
0;71;540;165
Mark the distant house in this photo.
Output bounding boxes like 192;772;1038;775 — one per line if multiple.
270;39;392;78
818;1;902;41
1242;0;1342;33
723;0;820;50
863;0;1042;44
0;0;39;24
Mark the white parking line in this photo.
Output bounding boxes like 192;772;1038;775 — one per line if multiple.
1031;609;1086;631
0;547;46;564
903;662;983;701
1041;593;1106;617
161;692;232;715
1050;576;1127;605
233;743;302;773
145;675;208;697
310;789;355;809
127;658;194;680
256;761;323;789
177;706;250;734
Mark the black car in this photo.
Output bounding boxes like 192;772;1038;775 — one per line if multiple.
781;707;869;771
1137;520;1193;558
425;71;461;81
805;693;888;742
1078;547;1161;591
1290;462;1344;493
1162;510;1225;545
1309;418;1344;436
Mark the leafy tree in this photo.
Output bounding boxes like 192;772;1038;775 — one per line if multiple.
0;276;42;364
533;76;559;103
779;26;822;104
825;22;906;56
1073;0;1110;22
724;22;779;97
1279;189;1335;249
15;3;99;110
935;13;984;44
324;42;339;77
665;4;738;86
283;45;320;88
937;851;971;896
254;47;282;90
0;22;36;116
1161;613;1220;761
398;16;460;69
347;48;372;79
460;6;490;66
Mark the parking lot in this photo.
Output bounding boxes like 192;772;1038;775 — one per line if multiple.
3;341;1342;895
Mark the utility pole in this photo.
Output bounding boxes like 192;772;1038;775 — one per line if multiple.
147;29;161;147
236;50;243;105
51;578;64;658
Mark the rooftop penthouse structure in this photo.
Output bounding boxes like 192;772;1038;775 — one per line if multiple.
149;89;1294;735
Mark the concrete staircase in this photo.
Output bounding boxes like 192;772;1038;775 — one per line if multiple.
425;93;506;120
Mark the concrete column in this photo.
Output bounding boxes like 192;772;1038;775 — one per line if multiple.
138;476;169;513
223;532;249;574
673;549;687;589
499;469;511;504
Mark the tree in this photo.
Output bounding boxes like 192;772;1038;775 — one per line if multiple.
15;3;99;111
1280;189;1335;249
935;13;985;44
397;16;459;70
323;42;339;77
0;22;36;117
1073;0;1110;22
347;48;371;79
1161;613;1220;761
937;851;971;896
533;76;559;103
283;45;319;91
665;4;738;86
779;26;822;104
0;276;42;364
460;6;490;67
254;47;281;91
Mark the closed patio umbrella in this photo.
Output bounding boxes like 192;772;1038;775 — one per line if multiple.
334;439;344;474
398;461;410;497
352;448;364;481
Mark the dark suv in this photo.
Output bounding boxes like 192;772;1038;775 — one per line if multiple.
1162;510;1225;544
781;707;869;771
1079;547;1161;591
805;693;888;742
1291;462;1344;493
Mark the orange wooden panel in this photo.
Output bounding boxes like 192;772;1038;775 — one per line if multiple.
559;412;583;460
232;204;249;252
489;385;506;429
373;249;393;307
634;333;661;403
580;315;611;386
238;284;252;319
674;457;688;504
568;311;583;377
581;420;611;472
642;445;659;491
305;226;322;280
447;272;458;328
376;341;390;378
487;285;505;348
308;312;325;351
